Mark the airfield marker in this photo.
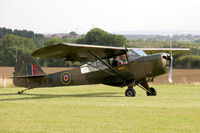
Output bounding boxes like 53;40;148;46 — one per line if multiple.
3;75;6;88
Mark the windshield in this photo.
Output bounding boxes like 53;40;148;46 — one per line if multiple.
132;48;147;56
127;49;147;62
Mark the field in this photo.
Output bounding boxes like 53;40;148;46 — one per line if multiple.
1;85;200;133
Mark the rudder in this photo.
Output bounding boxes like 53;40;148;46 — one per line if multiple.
14;54;46;77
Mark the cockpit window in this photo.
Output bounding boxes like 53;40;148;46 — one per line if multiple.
127;49;147;62
132;48;147;56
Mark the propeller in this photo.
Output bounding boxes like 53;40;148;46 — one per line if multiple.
169;35;173;83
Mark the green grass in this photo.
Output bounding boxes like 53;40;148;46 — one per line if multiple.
0;85;200;133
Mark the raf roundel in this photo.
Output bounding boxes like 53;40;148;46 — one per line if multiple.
61;72;71;85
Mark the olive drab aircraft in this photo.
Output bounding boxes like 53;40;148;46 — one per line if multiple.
13;43;189;97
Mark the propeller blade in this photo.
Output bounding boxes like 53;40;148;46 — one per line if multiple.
169;34;173;83
169;56;173;83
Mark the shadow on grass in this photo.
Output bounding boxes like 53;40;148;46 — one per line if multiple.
0;92;123;101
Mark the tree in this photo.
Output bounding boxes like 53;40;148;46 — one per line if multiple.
69;31;78;37
175;55;200;68
0;27;12;38
75;28;126;47
0;34;36;66
43;38;63;47
0;27;44;49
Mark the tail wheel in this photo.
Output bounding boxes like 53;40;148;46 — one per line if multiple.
146;87;157;96
125;88;136;97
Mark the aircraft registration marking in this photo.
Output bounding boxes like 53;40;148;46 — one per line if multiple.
118;66;126;70
61;72;71;85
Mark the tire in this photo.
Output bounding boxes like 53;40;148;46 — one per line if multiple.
17;91;22;94
146;87;157;96
125;88;136;97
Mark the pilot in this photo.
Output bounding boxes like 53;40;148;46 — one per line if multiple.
118;55;126;65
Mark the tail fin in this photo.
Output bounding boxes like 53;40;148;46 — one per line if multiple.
14;54;46;77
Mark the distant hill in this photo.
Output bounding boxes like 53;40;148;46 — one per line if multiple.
116;30;200;35
124;34;200;42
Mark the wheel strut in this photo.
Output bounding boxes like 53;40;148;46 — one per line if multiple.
17;88;32;94
137;79;157;96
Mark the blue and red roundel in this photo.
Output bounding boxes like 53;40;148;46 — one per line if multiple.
61;72;71;84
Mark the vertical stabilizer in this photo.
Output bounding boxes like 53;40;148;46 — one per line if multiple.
14;54;46;77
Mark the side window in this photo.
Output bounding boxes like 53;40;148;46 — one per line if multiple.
80;59;109;74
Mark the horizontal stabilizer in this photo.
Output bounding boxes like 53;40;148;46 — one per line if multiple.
14;74;46;78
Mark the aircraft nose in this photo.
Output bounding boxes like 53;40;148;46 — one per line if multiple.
161;53;170;68
150;53;170;77
142;53;169;77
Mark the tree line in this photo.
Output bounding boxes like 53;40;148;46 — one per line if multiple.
0;27;200;68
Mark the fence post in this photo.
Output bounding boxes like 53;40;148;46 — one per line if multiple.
3;75;6;88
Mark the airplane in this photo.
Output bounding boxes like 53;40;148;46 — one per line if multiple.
13;43;189;97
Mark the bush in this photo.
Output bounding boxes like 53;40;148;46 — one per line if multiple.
175;55;200;68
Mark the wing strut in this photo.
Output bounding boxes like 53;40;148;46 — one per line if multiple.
88;50;128;83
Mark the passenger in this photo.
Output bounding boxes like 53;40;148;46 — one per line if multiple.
112;57;118;67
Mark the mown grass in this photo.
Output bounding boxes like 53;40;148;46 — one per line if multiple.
0;84;200;133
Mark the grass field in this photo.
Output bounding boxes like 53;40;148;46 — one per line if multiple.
0;85;200;133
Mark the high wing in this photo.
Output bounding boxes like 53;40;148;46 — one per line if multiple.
141;48;190;54
31;43;127;62
31;43;190;62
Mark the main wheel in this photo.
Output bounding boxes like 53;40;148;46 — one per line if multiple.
146;87;157;96
17;91;22;94
125;88;136;97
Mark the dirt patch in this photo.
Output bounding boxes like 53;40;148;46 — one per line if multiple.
153;69;200;85
0;67;200;87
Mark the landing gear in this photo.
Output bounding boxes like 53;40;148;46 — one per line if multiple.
125;79;158;97
125;87;136;97
17;88;32;94
146;87;157;96
137;79;157;97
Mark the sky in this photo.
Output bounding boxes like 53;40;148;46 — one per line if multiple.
1;0;200;34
